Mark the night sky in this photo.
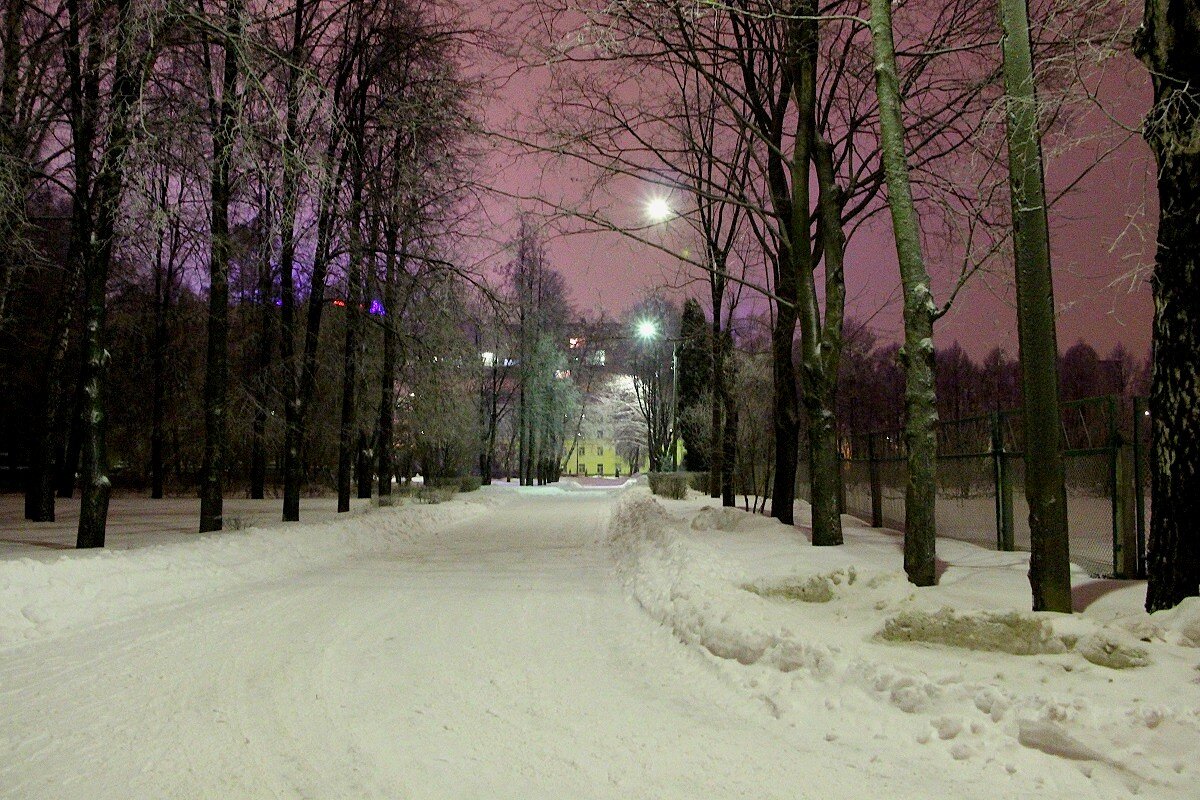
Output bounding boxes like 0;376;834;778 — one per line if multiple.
481;10;1155;362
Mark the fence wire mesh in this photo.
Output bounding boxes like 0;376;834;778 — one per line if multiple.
830;395;1143;578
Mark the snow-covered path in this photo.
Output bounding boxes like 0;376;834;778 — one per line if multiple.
0;490;847;799
3;486;1196;799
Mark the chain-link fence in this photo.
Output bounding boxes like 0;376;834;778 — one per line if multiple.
832;395;1144;578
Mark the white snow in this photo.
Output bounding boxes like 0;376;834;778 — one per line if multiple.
0;485;1196;798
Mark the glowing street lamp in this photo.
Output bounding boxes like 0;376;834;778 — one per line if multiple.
633;317;680;472
645;196;672;223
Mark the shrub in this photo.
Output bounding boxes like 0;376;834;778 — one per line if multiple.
648;472;689;500
424;475;462;489
415;486;457;504
422;474;480;493
686;471;711;492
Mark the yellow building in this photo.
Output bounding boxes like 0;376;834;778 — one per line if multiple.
559;369;685;478
565;436;641;478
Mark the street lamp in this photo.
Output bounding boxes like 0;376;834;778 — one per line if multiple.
634;318;680;473
645;196;672;223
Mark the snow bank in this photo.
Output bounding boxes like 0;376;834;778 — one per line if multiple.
608;490;1200;797
690;504;777;533
0;497;495;649
879;608;1075;655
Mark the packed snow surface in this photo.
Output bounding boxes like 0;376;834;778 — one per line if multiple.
1;485;1196;798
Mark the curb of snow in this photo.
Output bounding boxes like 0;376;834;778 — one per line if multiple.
0;496;498;649
607;491;1200;788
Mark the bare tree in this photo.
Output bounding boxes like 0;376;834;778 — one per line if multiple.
75;0;165;547
0;0;61;333
999;0;1071;612
198;0;245;533
867;0;939;585
1134;0;1200;611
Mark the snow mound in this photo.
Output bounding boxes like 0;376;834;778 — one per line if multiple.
696;506;777;532
608;494;835;675
877;608;1153;668
1077;631;1151;669
0;498;493;649
606;491;1197;796
1017;719;1109;761
878;608;1075;655
1152;596;1200;647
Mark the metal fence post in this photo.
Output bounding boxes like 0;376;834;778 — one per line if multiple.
1108;396;1121;577
1132;397;1147;578
1108;396;1136;578
868;432;883;527
837;447;847;516
992;411;1014;551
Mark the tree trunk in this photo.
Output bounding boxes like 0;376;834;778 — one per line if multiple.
58;379;84;498
1135;0;1200;611
279;0;306;522
721;351;737;507
869;0;938;584
249;226;272;500
770;289;799;525
804;136;847;547
26;0;94;521
0;0;27;334
356;430;372;499
26;266;80;521
150;242;169;500
337;217;364;513
803;377;843;545
708;282;724;499
199;0;242;534
77;0;147;548
1000;0;1071;612
249;188;273;501
769;2;817;527
376;231;400;504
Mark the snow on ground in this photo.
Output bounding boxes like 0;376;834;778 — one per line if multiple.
0;493;380;557
0;493;498;647
613;488;1199;798
0;483;1196;798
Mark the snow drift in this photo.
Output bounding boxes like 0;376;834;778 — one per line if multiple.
0;497;495;648
607;489;1200;797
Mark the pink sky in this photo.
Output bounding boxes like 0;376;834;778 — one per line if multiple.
481;14;1155;362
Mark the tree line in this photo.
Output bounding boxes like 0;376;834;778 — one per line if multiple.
0;0;596;543
517;0;1195;612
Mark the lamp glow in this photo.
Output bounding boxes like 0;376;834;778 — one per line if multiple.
636;320;659;340
645;196;672;222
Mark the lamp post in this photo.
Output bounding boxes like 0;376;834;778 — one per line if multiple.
634;196;682;473
634;319;680;473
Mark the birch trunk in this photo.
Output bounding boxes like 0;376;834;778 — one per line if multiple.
77;0;150;547
869;0;938;585
1000;0;1071;612
805;136;847;547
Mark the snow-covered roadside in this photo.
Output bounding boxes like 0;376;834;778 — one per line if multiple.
0;492;503;649
608;489;1200;798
